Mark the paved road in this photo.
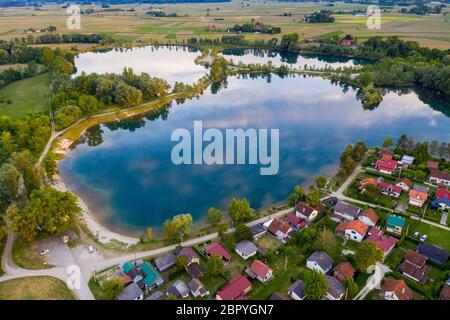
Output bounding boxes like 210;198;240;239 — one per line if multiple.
354;262;391;300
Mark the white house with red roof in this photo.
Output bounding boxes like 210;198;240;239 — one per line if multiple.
429;170;450;187
335;220;369;242
216;276;252;300
358;209;379;227
246;260;273;283
295;202;318;222
378;180;402;198
375;159;399;175
365;227;398;258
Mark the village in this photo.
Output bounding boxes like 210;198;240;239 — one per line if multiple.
91;146;450;301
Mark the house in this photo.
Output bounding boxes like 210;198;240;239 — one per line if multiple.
427;161;439;170
145;291;165;300
287;280;306;300
267;218;293;241
120;262;144;284
166;280;190;299
333;262;355;283
431;197;450;211
235;240;258;260
332;201;362;221
400;250;429;283
440;285;450;300
204;242;232;262
408;189;428;208
250;224;266;240
325;275;345;300
335;220;368;242
375;159;398;175
154;253;176;272
176;247;200;266
216;276;252;300
295;202;318;221
378;181;402;198
359;177;378;193
120;261;135;274
415;243;449;267
385;215;405;236
188;278;209;298
400;155;414;167
380;279;413;300
341;39;353;46
358;209;378;227
286;214;306;230
429;170;450;187
246;259;273;283
365;227;398;258
118;274;133;286
141;261;164;288
186;262;205;279
377;149;394;159
436;188;450;200
117;282;144;300
396;177;413;191
306;251;333;274
413;184;429;194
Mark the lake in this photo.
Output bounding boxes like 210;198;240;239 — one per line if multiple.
59;71;450;235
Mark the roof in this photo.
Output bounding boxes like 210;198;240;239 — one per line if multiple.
334;262;355;279
378;181;403;194
288;280;305;299
431;197;450;208
236;240;258;256
400;260;428;282
386;215;405;228
415;243;450;266
430;170;450;181
287;214;306;227
205;242;232;261
334;201;361;218
186;262;205;278
381;279;413;300
436;188;450;199
177;247;199;262
117;282;143;300
378;149;394;157
404;250;428;267
154;253;176;272
145;291;165;300
396;177;413;188
375;159;398;172
307;251;333;271
325;275;345;299
412;184;429;194
336;220;368;237
401;155;414;164
360;177;378;187
141;261;162;287
187;278;204;292
216;276;252;300
365;227;398;253
250;224;265;236
267;218;291;235
360;209;379;224
249;259;272;279
440;285;450;300
427;161;439;170
295;202;316;218
409;189;428;202
167;280;190;298
121;261;135;274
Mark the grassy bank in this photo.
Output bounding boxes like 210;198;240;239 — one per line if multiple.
0;276;75;300
12;236;52;270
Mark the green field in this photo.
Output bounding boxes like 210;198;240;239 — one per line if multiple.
408;221;450;252
0;73;51;118
0;276;75;300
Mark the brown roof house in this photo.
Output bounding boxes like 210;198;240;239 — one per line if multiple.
400;250;429;283
333;262;355;283
295;202;319;222
380;279;413;300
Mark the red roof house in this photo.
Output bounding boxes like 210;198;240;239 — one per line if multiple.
436;188;450;200
216;276;252;300
378;181;402;198
247;260;273;283
333;262;355;283
267;218;292;240
365;227;398;258
427;161;439;170
204;242;232;262
381;279;413;300
286;214;306;230
375;159;399;175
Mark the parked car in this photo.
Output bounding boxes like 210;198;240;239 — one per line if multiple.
413;232;420;238
419;234;428;242
40;249;50;256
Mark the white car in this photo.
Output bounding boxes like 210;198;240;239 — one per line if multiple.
40;249;50;256
419;234;428;242
413;232;420;238
88;245;96;254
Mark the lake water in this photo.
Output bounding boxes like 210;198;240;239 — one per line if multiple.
59;72;450;234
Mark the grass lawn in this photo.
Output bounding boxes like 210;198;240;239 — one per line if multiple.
407;220;450;252
0;276;75;300
0;73;51;118
255;235;283;252
12;236;52;270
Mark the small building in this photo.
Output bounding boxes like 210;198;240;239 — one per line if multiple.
216;276;252;300
166;280;190;299
286;214;306;230
154;253;176;272
335;220;368;242
267;218;292;241
377;149;394;159
333;262;355;283
380;279;413;300
246;259;273;283
358;209;378;227
440;285;450;300
325;275;345;300
204;242;232;262
295;201;318;221
250;224;266;240
120;261;135;274
400;155;414;167
427;161;439;170
333;201;361;222
145;291;165;300
365;227;398;258
429;170;450;187
400;250;429;283
415;243;450;267
378;181;402;198
117;282;144;300
186;262;205;279
408;189;428;208
287;280;306;300
375;159;399;175
141;261;164;288
385;215;405;237
359;177;378;193
235;240;259;260
176;247;200;266
188;278;209;298
396;178;413;191
306;251;333;274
